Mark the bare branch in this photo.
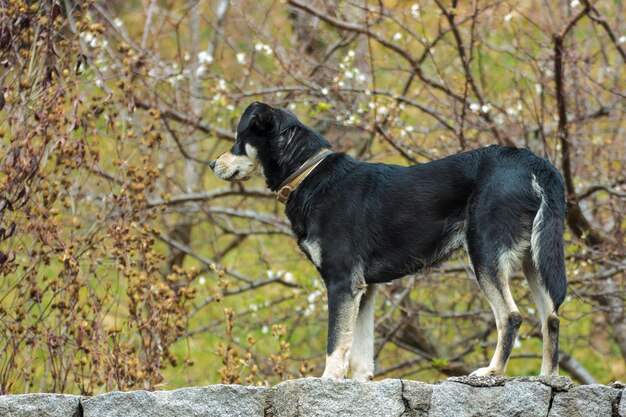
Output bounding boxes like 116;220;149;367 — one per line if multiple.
134;97;236;141
553;6;611;246
147;186;275;208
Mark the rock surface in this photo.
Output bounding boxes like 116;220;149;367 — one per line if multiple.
81;385;266;417
0;393;82;417
548;384;621;417
266;378;405;417
1;376;623;417
430;378;551;417
401;380;432;417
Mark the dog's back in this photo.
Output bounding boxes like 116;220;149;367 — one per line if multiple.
289;145;564;287
287;144;566;378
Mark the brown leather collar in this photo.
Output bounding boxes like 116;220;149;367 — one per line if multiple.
276;149;333;204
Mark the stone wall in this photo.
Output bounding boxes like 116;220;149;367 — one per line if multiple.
1;376;624;417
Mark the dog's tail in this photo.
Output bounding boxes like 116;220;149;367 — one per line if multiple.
530;166;567;311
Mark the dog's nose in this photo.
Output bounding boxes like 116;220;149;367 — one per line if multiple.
209;160;216;170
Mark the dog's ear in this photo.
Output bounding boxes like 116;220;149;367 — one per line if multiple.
238;102;275;134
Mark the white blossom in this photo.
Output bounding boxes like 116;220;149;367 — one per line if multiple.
570;0;580;7
411;4;420;18
307;290;322;304
198;276;206;285
504;13;514;23
236;52;246;64
255;42;272;55
393;32;402;41
198;51;213;64
283;272;296;284
195;64;207;76
618;36;626;44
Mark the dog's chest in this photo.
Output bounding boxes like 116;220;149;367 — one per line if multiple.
299;238;323;269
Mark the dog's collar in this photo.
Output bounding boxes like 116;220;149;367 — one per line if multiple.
276;149;333;205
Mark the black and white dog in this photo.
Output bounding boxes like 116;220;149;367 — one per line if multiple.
210;102;567;380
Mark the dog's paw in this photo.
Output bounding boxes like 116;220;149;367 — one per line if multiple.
469;366;499;377
351;371;373;382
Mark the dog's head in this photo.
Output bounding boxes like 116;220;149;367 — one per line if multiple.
210;102;331;190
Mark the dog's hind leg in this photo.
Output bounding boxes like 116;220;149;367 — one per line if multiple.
523;174;566;376
322;277;365;379
350;284;377;381
522;254;560;375
469;252;523;376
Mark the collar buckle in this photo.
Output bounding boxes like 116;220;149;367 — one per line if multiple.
276;186;292;204
275;149;333;205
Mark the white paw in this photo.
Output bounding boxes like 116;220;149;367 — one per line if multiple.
470;366;498;377
352;371;373;382
321;368;347;379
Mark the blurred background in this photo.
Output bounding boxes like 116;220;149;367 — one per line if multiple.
0;0;624;394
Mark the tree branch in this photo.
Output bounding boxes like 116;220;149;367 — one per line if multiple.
147;186;275;207
134;96;236;141
553;6;610;246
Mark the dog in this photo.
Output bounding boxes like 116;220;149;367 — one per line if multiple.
210;102;567;381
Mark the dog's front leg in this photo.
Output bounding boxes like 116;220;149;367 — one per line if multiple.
322;280;364;379
350;284;377;381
